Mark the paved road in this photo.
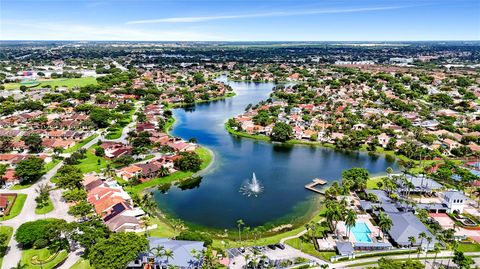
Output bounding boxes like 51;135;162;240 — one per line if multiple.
0;160;77;269
328;251;480;268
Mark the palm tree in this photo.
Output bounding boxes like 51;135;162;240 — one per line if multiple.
432;242;441;268
150;246;165;266
408;236;416;259
417;232;427;259
141;215;152;236
158;166;170;177
345;209;357;239
237;219;244;242
424;236;432;264
163;249;174;264
378;212;393;242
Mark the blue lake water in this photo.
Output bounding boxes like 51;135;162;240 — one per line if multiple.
153;76;396;229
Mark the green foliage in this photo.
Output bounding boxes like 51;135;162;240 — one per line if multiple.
15;156;45;184
369;258;424;269
174;151;202;172
15;219;67;249
89;107;111;128
88;232;148;269
176;230;213;246
55;165;83;190
270;122;293;142
21;133;43;153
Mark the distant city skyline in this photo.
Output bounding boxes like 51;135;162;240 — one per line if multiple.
1;0;479;41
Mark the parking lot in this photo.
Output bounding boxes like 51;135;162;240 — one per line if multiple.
227;244;324;269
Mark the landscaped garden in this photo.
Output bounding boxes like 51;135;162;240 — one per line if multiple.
20;248;68;269
0;194;27;220
0;226;14;268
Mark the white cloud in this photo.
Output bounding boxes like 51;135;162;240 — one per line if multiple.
126;6;409;24
1;20;225;41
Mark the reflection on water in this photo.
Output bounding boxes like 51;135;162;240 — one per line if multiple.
154;77;396;229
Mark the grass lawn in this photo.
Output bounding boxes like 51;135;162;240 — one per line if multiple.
128;147;212;195
70;258;93;269
44;159;61;172
10;183;34;190
286;237;336;261
106;109;135;139
147;218;176;238
75;149;109;173
21;248;68;269
367;176;386;190
0;226;14;268
35;197;54;215
65;134;99;153
4;77;97;90
211;212;325;249
0;194;27;221
457;242;480;252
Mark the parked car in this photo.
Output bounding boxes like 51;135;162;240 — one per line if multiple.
267;244;276;250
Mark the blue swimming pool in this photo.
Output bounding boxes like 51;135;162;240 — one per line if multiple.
351;222;372;243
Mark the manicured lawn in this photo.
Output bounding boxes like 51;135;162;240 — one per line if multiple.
21;248;68;269
4;77;97;90
70;258;93;269
457;242;480;252
286;237;336;261
128;147;212;195
75;149;109;173
105;109;135;139
44;159;61;172
367;176;386;190
0;194;27;220
35;197;54;215
10;183;34;190
147;218;176;238
65;134;99;153
0;226;14;268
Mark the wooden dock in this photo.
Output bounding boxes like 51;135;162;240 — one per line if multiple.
305;178;327;194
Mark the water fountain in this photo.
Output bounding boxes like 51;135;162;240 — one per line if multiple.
240;172;264;197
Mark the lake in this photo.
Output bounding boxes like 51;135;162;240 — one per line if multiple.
153;76;396;229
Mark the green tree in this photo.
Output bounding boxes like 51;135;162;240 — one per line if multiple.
21;133;43;153
345;209;357;238
452;249;473;269
174;151;202;172
55;165;83;190
15;156;45;184
270;122;293;142
88;232;148;269
15;219;66;248
342;168;369;191
72;219;110;256
90;107;111;128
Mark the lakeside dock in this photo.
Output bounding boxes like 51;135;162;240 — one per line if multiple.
305;178;327;194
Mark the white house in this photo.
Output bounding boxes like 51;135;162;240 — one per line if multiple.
442;191;468;213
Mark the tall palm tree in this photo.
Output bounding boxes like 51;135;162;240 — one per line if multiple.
386;167;393;179
408;236;416;259
345;209;357;239
424;236;432;264
417;232;427;259
150;246;165;266
378;212;393;242
237;219;244;242
432;242;441;268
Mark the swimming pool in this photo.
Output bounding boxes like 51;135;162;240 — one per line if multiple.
351;222;372;243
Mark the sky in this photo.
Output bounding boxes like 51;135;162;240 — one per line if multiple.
0;0;479;41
